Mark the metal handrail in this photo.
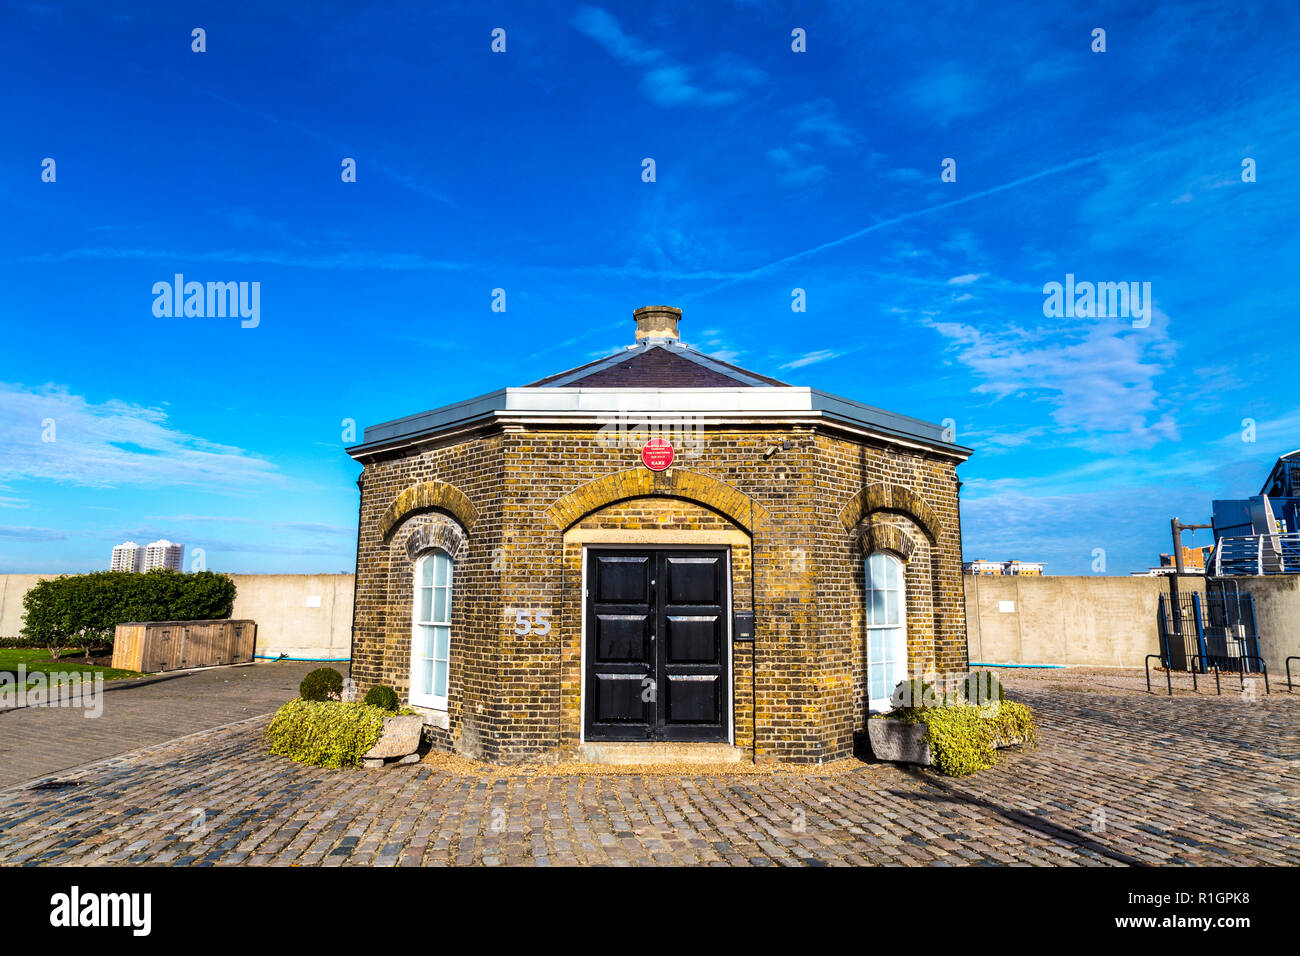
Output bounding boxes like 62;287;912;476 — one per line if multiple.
1287;656;1299;693
1190;654;1269;695
1189;655;1219;694
1145;654;1172;696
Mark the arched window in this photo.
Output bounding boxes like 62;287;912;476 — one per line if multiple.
865;551;907;711
411;550;453;710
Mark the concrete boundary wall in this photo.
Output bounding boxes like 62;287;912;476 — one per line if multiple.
0;573;354;661
965;574;1188;668
965;574;1300;674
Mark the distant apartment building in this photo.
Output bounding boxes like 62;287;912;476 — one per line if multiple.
963;559;1045;576
1131;545;1211;576
143;539;184;571
110;541;144;572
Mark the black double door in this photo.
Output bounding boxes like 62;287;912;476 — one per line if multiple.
585;549;729;742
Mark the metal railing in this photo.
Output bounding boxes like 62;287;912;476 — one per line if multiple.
1210;531;1300;576
1189;654;1269;696
1146;653;1270;696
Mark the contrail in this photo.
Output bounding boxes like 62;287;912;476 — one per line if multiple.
689;150;1111;299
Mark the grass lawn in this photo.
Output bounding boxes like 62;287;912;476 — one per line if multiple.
0;648;144;685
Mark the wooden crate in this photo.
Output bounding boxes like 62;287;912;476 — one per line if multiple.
111;620;258;673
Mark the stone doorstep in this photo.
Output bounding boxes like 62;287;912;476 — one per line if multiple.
575;742;744;766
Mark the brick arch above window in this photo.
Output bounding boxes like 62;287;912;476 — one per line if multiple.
395;514;469;565
544;468;771;534
856;518;919;562
838;482;941;543
378;480;477;543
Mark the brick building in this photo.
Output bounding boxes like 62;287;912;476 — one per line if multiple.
346;306;972;764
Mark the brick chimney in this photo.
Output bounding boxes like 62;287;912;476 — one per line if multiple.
633;305;682;342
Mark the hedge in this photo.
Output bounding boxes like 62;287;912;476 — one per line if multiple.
20;570;236;646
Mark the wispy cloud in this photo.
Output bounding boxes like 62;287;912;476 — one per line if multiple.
571;6;765;108
924;304;1179;451
779;348;847;370
0;525;67;541
0;382;281;490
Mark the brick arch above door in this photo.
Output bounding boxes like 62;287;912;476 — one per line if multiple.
544;468;771;534
378;479;477;542
838;482;941;543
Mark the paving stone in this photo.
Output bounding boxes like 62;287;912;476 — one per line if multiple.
0;679;1296;866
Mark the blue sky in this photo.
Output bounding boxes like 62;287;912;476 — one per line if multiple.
1;0;1297;575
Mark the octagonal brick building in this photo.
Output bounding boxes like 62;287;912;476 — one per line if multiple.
346;306;972;764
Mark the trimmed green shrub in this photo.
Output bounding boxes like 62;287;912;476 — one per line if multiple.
265;699;387;768
363;684;400;711
891;678;938;710
20;570;235;648
960;670;1006;706
889;699;1038;776
299;667;344;702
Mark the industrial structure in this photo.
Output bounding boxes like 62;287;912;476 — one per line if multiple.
1209;450;1300;575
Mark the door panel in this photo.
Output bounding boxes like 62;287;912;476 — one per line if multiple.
664;614;720;663
664;556;721;604
594;613;650;661
586;549;729;743
663;674;720;724
595;554;651;601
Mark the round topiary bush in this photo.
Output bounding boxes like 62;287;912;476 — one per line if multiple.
960;670;1006;706
890;678;937;710
299;667;344;702
363;684;400;711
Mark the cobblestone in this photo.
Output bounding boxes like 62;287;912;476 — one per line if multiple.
0;681;1295;866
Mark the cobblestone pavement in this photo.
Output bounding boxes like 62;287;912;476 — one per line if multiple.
0;680;1296;866
0;661;317;789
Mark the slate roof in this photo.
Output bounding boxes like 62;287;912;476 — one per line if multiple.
525;340;790;388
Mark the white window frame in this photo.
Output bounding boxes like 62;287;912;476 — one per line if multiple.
865;551;908;712
410;550;453;711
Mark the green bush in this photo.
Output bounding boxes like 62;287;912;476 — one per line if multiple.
299;667;344;702
363;684;400;711
960;670;1006;706
889;699;1038;776
20;570;235;647
265;699;387;768
890;678;938;710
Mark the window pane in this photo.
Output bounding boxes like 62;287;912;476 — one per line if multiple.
419;658;434;695
869;663;885;702
433;587;448;623
420;557;435;587
418;586;432;622
868;588;885;625
434;553;450;587
868;628;883;659
422;626;437;660
866;553;880;586
433;659;448;698
434;626;450;661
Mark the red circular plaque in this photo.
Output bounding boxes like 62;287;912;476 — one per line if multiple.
641;438;675;471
